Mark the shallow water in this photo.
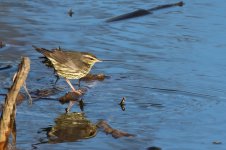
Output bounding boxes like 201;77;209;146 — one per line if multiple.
1;0;226;149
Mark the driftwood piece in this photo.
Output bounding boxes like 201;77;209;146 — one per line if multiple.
0;57;30;150
96;120;135;138
106;1;184;22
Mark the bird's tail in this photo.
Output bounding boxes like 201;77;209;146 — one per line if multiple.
32;45;51;57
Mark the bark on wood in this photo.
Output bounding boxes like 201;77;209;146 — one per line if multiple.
0;57;30;150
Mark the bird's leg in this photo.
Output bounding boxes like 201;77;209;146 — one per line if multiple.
78;79;81;87
54;75;60;85
65;79;84;112
65;78;81;95
66;100;76;113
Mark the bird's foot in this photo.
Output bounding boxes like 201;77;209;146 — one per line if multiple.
72;88;85;96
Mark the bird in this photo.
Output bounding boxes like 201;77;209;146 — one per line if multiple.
32;45;102;95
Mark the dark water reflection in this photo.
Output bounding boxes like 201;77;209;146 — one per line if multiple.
40;113;97;144
1;0;226;149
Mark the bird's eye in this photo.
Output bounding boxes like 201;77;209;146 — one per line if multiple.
84;55;95;61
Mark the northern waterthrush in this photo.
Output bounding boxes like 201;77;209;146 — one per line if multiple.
32;45;102;94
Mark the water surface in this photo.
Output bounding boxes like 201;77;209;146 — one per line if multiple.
1;0;226;149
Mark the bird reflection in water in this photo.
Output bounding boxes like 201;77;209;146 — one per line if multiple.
33;112;134;148
41;112;97;143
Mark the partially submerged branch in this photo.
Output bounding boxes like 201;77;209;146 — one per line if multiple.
0;57;30;149
106;1;184;22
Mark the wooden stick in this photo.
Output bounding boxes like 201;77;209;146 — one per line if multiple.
106;1;184;22
0;57;30;149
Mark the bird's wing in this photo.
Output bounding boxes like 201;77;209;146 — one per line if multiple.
48;50;81;71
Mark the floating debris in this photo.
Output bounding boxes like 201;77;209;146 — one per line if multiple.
58;89;86;112
68;9;74;17
0;64;12;71
147;146;162;150
106;9;151;22
80;73;109;81
59;92;80;104
119;97;126;111
96;120;135;138
0;41;6;48
31;87;60;98
119;97;126;105
59;89;86;104
120;105;125;111
106;1;184;22
212;141;222;144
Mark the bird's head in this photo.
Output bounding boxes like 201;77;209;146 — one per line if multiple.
81;53;102;65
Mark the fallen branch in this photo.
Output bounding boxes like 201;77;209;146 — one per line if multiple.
106;1;184;22
0;57;30;150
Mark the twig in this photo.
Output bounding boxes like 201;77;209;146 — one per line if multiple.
23;82;32;105
13;73;32;105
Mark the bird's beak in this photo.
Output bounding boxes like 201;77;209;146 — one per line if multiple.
96;59;102;62
100;59;117;62
97;59;120;62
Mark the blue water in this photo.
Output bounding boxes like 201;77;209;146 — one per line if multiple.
1;0;226;149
